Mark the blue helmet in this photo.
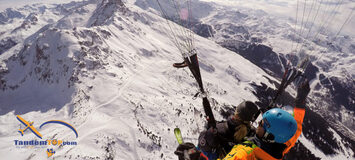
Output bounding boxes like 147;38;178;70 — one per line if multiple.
262;108;297;143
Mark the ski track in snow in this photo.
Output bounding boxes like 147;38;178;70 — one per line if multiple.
75;65;149;159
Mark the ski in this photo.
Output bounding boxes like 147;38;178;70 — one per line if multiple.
174;128;184;144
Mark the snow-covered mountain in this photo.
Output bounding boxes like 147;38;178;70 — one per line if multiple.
0;0;354;159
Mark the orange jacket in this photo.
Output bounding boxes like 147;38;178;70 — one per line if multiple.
219;107;306;160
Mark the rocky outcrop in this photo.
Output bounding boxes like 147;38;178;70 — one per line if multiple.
88;0;127;26
0;38;17;55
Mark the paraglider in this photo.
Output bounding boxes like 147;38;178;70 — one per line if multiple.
152;0;352;159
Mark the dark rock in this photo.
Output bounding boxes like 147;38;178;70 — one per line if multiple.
0;38;17;55
328;77;355;111
220;40;287;78
193;23;214;38
0;8;25;24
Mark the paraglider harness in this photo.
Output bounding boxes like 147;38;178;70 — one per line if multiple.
174;50;231;159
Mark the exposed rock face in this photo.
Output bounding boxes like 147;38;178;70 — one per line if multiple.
0;38;17;55
0;8;25;24
193;23;214;38
88;0;127;26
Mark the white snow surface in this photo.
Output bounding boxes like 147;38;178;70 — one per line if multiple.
199;0;355;37
0;0;84;11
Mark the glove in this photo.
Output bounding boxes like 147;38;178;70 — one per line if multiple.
174;143;207;160
295;79;310;108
